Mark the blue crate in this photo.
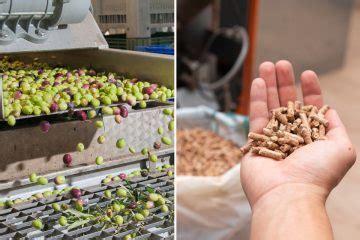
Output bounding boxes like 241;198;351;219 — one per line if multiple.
135;45;174;55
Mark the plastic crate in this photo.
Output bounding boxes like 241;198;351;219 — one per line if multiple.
135;45;174;55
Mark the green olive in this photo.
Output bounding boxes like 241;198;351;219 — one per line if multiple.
32;219;43;230
29;173;38;183
139;100;146;109
168;120;174;131
116;188;127;198
96;156;104;165
77;143;85;152
95;120;104;128
97;135;106;144
37;177;48;185
59;216;68;226
149;154;158;162
116;138;126;149
161;137;173;145
115;215;124;225
7;115;16;126
141;148;149;155
129;147;136;154
157;127;164;135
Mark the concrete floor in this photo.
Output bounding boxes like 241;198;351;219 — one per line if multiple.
318;5;360;239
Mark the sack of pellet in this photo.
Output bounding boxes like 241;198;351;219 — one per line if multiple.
177;106;252;240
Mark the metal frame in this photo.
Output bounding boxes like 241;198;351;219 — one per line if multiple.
0;0;92;45
0;48;174;121
0;101;174;182
0;168;174;239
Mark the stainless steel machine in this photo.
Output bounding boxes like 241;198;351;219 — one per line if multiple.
0;0;174;238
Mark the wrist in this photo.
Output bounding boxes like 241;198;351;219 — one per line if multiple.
252;183;328;213
250;184;333;240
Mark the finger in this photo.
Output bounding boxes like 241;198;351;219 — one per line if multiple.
259;62;280;111
250;78;269;133
300;70;324;108
325;109;350;143
275;60;297;106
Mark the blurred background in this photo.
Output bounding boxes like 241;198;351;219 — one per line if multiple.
177;0;360;238
91;0;174;54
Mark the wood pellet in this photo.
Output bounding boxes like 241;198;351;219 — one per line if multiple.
177;128;243;176
241;101;330;160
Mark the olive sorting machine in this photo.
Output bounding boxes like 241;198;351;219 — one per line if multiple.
0;0;174;239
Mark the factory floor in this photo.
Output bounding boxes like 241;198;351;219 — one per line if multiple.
308;6;360;239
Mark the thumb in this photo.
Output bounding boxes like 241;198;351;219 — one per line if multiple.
325;109;349;144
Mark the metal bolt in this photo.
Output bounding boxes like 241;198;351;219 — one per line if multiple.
0;30;8;39
35;29;46;37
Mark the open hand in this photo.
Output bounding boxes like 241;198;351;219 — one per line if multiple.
240;60;356;209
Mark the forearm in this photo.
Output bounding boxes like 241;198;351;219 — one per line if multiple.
250;184;333;240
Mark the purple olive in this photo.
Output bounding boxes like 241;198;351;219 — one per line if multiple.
113;107;120;115
50;103;59;112
128;202;137;209
88;69;96;76
77;111;87;121
119;106;128;118
82;84;90;89
141;170;149;177
71;188;82;199
38;69;44;74
63;88;71;95
14;91;22;99
63;154;72;166
42;80;50;87
54;73;63;78
154;142;161;149
53;82;60;87
40;121;50;132
143;87;154;95
119;173;127;180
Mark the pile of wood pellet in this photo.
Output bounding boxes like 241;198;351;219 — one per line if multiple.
177;128;243;176
241;101;330;160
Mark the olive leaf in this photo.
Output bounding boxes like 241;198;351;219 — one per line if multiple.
65;209;93;218
133;189;140;201
67;219;90;230
146;186;155;194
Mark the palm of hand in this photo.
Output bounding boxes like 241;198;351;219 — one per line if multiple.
240;61;356;207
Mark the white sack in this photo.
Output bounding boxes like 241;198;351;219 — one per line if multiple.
177;164;251;240
177;107;252;240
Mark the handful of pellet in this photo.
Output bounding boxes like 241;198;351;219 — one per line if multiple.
241;101;330;160
177;128;243;176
